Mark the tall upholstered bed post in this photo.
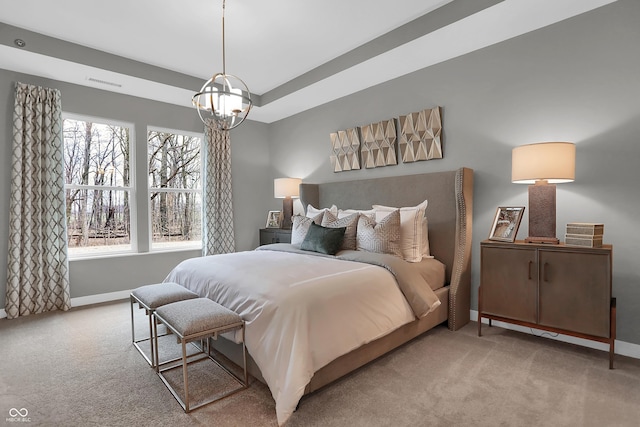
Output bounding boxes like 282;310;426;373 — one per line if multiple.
300;167;473;332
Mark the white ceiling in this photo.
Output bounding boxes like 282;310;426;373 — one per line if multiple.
0;0;616;123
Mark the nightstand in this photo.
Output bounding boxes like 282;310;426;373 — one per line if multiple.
259;228;292;245
478;240;615;368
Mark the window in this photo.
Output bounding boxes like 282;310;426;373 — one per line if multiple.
63;115;135;256
148;128;203;251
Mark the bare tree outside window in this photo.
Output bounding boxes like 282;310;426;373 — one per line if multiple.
63;118;202;256
148;129;202;250
63;116;133;255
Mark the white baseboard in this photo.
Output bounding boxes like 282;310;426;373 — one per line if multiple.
69;290;131;308
470;310;640;361
0;290;131;320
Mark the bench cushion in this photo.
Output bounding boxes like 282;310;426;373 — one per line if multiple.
131;282;198;309
155;298;242;337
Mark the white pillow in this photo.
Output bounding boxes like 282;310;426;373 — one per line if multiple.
337;208;375;219
373;200;430;262
306;204;338;218
422;217;431;259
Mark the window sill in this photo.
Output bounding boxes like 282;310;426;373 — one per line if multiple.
69;247;202;262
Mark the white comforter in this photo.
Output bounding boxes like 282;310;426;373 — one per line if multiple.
164;248;418;425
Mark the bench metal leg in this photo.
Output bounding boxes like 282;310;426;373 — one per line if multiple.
154;315;249;413
131;295;155;367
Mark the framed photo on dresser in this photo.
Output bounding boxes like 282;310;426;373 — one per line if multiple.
266;210;283;228
489;206;524;242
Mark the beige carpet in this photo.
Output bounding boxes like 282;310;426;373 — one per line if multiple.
1;300;640;426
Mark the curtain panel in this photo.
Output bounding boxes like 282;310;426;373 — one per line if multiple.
6;82;71;319
203;122;236;255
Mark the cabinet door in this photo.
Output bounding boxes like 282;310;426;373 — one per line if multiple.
481;246;537;323
538;250;611;337
274;230;291;243
259;229;275;245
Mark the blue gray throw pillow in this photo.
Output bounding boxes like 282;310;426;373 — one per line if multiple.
301;222;346;255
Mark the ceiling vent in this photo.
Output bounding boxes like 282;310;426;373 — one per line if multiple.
87;77;122;88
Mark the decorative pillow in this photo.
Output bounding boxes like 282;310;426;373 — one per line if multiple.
356;209;402;258
422;217;432;259
301;222;346;255
306;204;338;219
373;200;429;262
291;213;323;246
321;211;358;250
337;208;375;219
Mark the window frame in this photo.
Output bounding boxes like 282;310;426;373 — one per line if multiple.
147;126;204;252
62;112;137;258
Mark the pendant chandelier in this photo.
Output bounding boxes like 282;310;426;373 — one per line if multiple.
192;0;252;130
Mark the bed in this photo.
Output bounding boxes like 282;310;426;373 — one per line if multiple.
164;167;473;425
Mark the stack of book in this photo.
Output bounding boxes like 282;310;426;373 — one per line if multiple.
565;223;604;248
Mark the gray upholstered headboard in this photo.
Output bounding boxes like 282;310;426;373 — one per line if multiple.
299;167;473;330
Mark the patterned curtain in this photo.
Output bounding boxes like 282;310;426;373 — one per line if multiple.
6;82;71;319
203;121;236;255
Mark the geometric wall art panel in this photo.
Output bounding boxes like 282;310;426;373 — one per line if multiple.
398;106;442;163
359;119;397;168
329;128;361;172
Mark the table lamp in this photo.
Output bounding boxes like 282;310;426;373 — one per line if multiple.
512;142;575;244
274;177;302;229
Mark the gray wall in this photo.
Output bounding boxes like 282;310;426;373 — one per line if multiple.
1;0;639;347
0;69;271;308
267;0;640;345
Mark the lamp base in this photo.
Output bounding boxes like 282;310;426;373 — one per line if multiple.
281;198;293;230
527;181;559;244
525;236;559;244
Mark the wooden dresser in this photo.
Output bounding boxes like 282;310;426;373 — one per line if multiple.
478;240;615;368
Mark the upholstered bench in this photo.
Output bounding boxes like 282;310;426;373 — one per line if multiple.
130;282;198;367
153;298;248;412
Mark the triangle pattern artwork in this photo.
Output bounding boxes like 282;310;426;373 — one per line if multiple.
360;119;397;169
330;128;361;172
398;107;443;163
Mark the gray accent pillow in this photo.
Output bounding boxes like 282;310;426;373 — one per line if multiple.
291;213;323;246
356;209;402;258
301;222;346;255
321;211;358;250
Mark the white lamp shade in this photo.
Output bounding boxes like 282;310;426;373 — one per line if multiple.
274;178;301;198
204;86;217;110
512;142;576;184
